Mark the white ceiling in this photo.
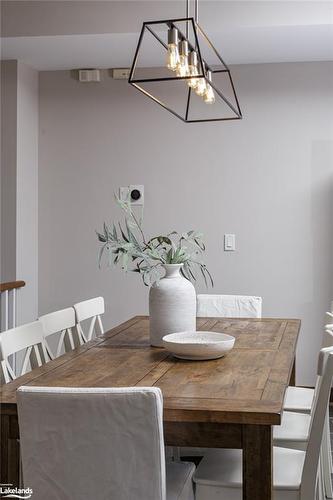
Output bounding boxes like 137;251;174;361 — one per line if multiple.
1;1;333;70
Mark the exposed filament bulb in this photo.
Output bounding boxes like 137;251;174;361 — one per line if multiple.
176;40;190;77
204;70;215;104
166;27;180;71
188;51;199;88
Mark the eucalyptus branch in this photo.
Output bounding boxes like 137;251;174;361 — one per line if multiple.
97;197;213;287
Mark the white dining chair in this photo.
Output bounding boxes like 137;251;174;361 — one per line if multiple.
17;386;195;500
196;294;262;318
283;324;333;499
39;307;76;360
74;296;105;343
193;349;333;500
178;293;262;459
0;321;48;383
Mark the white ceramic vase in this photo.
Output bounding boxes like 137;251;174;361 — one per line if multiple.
149;264;196;347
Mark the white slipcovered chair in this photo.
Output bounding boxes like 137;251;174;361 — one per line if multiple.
73;296;105;344
177;293;262;459
196;294;262;318
39;307;76;360
193;348;333;500
0;321;48;383
17;386;195;500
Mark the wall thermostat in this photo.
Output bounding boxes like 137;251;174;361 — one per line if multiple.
129;185;144;205
119;185;144;206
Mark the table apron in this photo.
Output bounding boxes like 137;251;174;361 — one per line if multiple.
164;421;243;448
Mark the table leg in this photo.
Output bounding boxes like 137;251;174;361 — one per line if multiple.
243;424;272;500
1;414;20;487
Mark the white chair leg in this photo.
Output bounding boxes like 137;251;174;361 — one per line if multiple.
322;410;333;498
317;457;325;500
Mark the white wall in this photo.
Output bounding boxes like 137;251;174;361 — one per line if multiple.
38;61;333;386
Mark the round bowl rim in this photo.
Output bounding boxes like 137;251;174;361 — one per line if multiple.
162;331;235;345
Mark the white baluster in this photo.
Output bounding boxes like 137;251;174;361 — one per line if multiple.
12;288;17;372
12;288;16;328
4;289;9;331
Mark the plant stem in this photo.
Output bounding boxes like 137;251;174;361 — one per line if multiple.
129;208;147;246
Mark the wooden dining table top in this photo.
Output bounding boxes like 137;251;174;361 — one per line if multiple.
0;316;300;426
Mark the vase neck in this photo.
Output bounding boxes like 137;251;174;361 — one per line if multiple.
162;264;183;278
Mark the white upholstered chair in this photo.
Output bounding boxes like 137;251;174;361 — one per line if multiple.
178;294;262;459
193;349;333;500
74;296;105;344
0;321;48;383
17;386;195;500
196;294;262;318
39;307;76;360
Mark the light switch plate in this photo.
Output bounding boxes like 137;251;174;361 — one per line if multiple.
224;234;236;251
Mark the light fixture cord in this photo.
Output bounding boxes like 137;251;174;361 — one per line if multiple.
186;0;199;23
186;0;189;38
186;0;199;47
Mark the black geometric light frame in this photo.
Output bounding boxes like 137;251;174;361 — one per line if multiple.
128;17;242;123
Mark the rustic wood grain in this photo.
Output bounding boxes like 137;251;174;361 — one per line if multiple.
0;315;300;500
164;421;242;448
1;316;299;421
243;424;272;500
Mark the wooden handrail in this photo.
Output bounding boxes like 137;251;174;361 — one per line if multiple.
0;280;26;292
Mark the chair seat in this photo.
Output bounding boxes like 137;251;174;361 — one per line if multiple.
283;386;314;413
166;461;195;500
273;411;311;445
193;446;304;490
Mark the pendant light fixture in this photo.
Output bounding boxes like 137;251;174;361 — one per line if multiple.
128;0;242;123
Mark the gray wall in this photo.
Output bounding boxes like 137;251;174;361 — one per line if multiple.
16;62;39;324
0;60;38;325
1;61;17;283
38;61;333;386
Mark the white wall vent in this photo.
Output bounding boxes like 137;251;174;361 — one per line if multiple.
78;69;101;83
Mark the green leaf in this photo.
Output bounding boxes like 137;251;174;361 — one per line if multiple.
103;222;108;239
118;222;129;242
98;244;106;268
96;231;107;243
112;223;117;240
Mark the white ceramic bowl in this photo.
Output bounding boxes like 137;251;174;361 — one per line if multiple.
162;331;235;360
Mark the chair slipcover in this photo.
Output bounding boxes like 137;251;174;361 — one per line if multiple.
17;386;195;500
197;294;262;318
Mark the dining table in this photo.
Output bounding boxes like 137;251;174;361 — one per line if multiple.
0;315;300;500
